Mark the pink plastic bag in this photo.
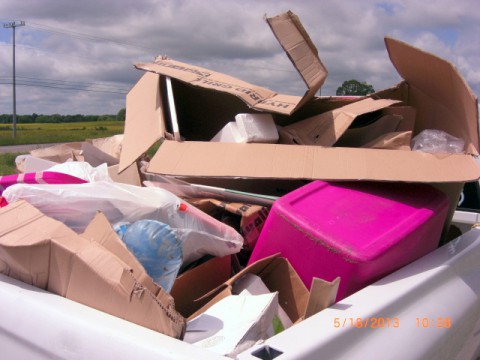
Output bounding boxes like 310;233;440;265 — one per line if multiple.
0;171;87;195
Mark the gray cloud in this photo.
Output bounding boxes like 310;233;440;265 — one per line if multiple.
0;0;479;115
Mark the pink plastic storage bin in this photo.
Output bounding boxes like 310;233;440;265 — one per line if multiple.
248;180;449;301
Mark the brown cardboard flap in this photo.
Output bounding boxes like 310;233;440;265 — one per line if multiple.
149;140;480;183
122;11;480;188
385;37;479;154
304;277;340;319
185;255;310;324
81;142;119;167
133;11;326;118
170;255;232;318
108;163;142;186
362;131;412;150
335;114;403;148
0;201;186;339
81;212;158;294
119;72;164;172
266;10;327;110
282;98;400;146
135;58;304;116
29;142;83;163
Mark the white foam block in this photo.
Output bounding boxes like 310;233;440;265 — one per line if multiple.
210;122;244;143
235;113;279;143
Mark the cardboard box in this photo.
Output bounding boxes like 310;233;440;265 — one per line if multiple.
178;254;339;323
118;11;480;230
0;200;186;339
29;142;83;163
171;255;233;318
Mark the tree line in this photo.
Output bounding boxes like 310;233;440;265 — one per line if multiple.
0;108;126;124
0;79;373;125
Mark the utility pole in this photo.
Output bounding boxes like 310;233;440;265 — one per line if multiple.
3;20;25;139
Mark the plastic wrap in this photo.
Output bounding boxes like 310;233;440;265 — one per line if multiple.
411;129;465;153
3;181;244;266
46;161;113;182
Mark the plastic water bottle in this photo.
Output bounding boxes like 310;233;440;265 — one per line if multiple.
114;219;183;292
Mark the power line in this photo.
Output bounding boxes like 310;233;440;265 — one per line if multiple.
27;21;161;55
0;80;128;94
3;20;298;75
3;20;25;139
0;75;131;91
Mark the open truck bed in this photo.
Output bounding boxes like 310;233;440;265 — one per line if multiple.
1;226;479;360
2;10;480;360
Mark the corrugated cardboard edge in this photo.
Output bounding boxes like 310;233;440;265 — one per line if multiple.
170;255;232;318
81;142;119;167
281;98;401;146
118;71;164;172
304;277;340;319
81;211;158;294
384;37;479;155
0;200;186;339
149;140;480;183
265;10;327;111
186;254;311;323
132;11;326;118
29;142;83;163
108;162;142;186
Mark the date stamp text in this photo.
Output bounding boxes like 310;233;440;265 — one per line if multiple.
333;317;452;329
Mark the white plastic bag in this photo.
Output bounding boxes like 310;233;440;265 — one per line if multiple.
3;181;244;267
47;161;112;182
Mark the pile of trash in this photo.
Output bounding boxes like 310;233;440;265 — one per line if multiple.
0;135;341;356
1;10;479;358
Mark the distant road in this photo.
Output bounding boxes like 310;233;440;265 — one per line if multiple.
0;143;64;154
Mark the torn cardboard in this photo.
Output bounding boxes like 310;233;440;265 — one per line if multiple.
0;200;186;339
30;142;83;163
87;134;123;159
121;17;479;183
335;114;405;148
108;162;142;186
120;11;480;235
279;98;401;146
120;11;327;172
181;254;339;323
171;255;232;318
119;71;164;172
134;11;326;118
81;142;119;167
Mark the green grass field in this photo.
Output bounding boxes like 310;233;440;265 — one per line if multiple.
0;152;21;176
0;121;125;175
0;121;124;146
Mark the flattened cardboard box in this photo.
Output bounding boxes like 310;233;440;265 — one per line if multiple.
0;200;186;339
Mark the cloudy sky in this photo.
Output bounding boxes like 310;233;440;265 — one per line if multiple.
0;0;479;116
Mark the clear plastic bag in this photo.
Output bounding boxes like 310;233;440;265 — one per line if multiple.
3;181;244;267
411;129;465;153
114;220;183;292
